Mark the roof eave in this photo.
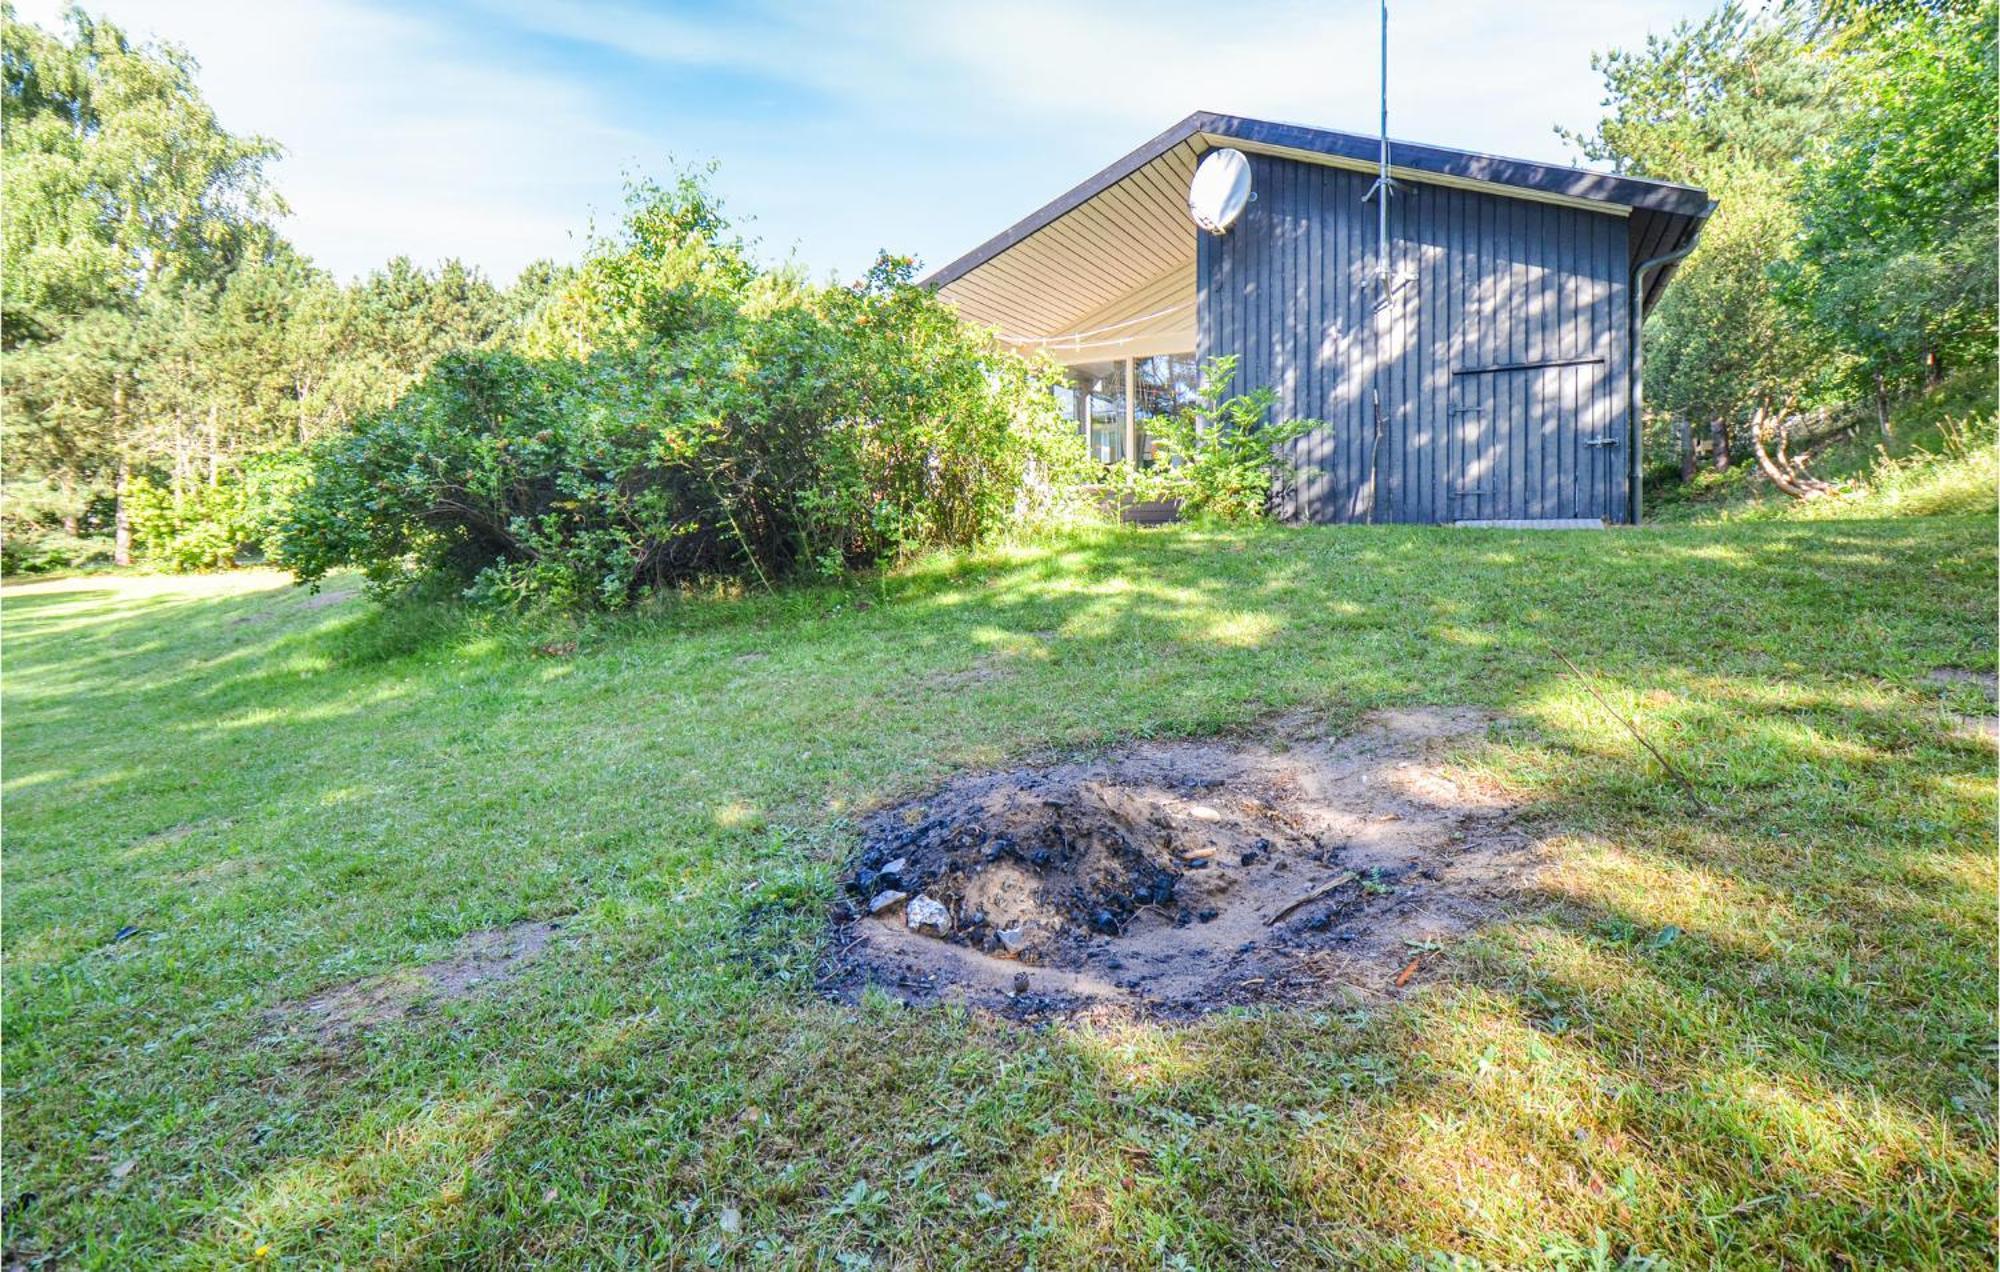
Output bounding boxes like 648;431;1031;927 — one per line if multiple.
923;112;1711;294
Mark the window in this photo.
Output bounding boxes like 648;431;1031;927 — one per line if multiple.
1053;353;1197;468
1073;360;1126;464
1132;353;1200;467
1050;380;1079;430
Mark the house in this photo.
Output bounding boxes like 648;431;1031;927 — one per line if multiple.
925;113;1714;525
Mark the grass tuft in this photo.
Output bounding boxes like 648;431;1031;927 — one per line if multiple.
3;515;1994;1267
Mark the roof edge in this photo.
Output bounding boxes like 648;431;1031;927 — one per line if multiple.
923;112;1711;292
923;113;1206;291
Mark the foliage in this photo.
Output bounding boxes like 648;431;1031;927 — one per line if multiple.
1642;175;1838;428
1;2;283;550
283;189;1087;607
1780;0;1999;395
1123;357;1318;523
1578;0;1996;478
519;168;757;361
1669;412;1997;524
0;524;112;575
1646;364;1997;522
1568;3;1845;469
125;452;307;570
1558;1;1842;185
0;2;284;340
0;5;553;570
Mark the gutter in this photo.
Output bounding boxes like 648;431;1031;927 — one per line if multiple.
1627;200;1719;524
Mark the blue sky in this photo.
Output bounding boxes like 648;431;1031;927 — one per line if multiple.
19;0;1712;285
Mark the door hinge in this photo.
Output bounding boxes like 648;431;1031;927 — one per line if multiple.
1582;436;1619;448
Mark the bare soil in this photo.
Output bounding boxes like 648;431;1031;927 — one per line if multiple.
277;920;562;1042
299;588;359;611
1928;668;1999;745
819;708;1539;1019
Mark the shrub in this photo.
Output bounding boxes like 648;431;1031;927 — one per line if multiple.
0;526;113;576
127;453;308;571
282;180;1089;607
1125;357;1319;523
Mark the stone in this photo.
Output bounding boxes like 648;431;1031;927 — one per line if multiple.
868;889;909;916
996;925;1031;955
1196;908;1220;924
877;857;908;886
906;895;952;936
1012;972;1030;996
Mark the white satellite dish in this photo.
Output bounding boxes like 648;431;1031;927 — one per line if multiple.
1187;148;1253;234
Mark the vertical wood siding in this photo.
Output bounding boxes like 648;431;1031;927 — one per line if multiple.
1197;153;1631;524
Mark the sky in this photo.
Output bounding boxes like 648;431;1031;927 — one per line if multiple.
17;0;1712;286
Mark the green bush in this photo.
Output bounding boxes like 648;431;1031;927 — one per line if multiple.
0;526;113;576
282;181;1089;607
127;453;307;571
1124;357;1318;523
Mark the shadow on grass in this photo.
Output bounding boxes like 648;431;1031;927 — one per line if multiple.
142;691;1994;1266
3;518;1994;1266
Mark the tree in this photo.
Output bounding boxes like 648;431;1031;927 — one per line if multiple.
1568;3;1847;469
2;2;283;560
1558;1;1843;189
1781;0;1998;396
1644;176;1838;452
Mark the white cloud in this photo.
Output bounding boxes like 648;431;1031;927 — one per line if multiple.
15;0;647;281
12;0;1709;284
901;0;1691;162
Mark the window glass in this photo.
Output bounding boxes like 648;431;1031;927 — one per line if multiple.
1050;380;1079;431
1072;361;1126;464
1132;353;1199;466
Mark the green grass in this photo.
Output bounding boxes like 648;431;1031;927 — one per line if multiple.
1648;370;1998;526
4;517;1995;1268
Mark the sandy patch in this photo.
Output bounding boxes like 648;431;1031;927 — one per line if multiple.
276;921;563;1043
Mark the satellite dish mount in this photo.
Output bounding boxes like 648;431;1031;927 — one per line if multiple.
1187;148;1254;235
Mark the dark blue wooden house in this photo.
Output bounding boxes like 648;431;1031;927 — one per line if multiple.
926;113;1714;525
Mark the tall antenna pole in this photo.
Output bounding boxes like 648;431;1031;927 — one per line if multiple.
1364;0;1398;300
1378;0;1389;283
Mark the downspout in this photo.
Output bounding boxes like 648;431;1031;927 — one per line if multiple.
1627;200;1717;524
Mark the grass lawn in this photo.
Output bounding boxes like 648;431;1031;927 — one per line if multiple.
4;516;1995;1268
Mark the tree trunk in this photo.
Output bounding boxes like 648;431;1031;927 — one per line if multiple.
173;411;190;500
114;456;133;566
207;401;220;486
1925;349;1943;388
112;378;133;567
1875;372;1892;439
1710;418;1731;470
1750;404;1837;500
1676;418;1696;483
61;474;78;536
